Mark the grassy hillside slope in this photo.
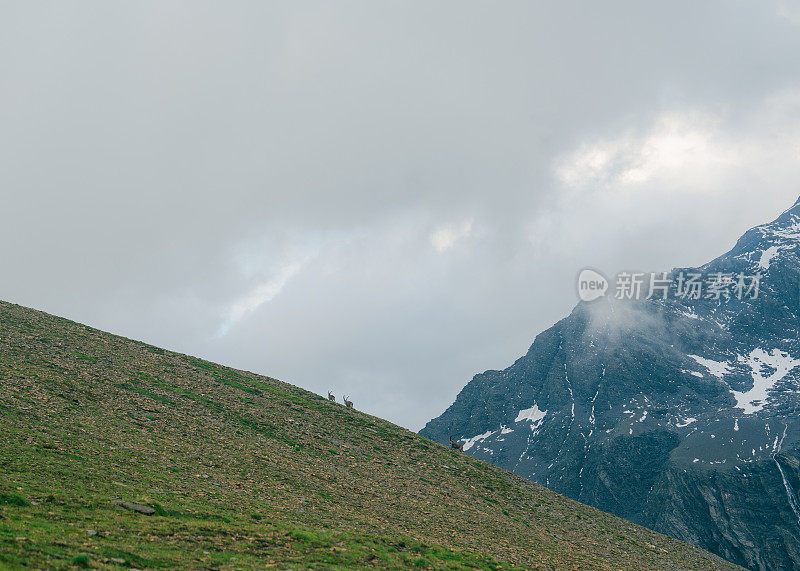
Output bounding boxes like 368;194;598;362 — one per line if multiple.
0;301;739;569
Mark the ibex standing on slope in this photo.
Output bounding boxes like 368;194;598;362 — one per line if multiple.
328;391;336;402
450;437;464;451
343;395;353;409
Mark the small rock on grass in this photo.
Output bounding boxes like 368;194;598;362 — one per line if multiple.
111;501;156;515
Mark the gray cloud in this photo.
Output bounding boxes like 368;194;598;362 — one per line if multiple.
3;1;800;429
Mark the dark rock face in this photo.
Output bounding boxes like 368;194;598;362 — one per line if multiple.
421;198;800;570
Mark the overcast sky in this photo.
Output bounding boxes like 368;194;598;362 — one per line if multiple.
3;1;800;430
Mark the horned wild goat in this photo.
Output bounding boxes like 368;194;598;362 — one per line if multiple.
328;391;336;402
343;395;353;408
450;437;464;451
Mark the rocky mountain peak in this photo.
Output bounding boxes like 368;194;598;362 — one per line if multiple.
422;196;800;569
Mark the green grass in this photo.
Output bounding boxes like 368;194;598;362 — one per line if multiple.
0;494;28;507
0;299;739;570
0;494;510;569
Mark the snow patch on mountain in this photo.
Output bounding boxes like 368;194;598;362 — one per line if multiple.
462;429;496;452
733;349;800;414
771;218;800;240
515;403;547;426
679;308;701;320
758;245;782;269
688;355;731;378
462;423;517;450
